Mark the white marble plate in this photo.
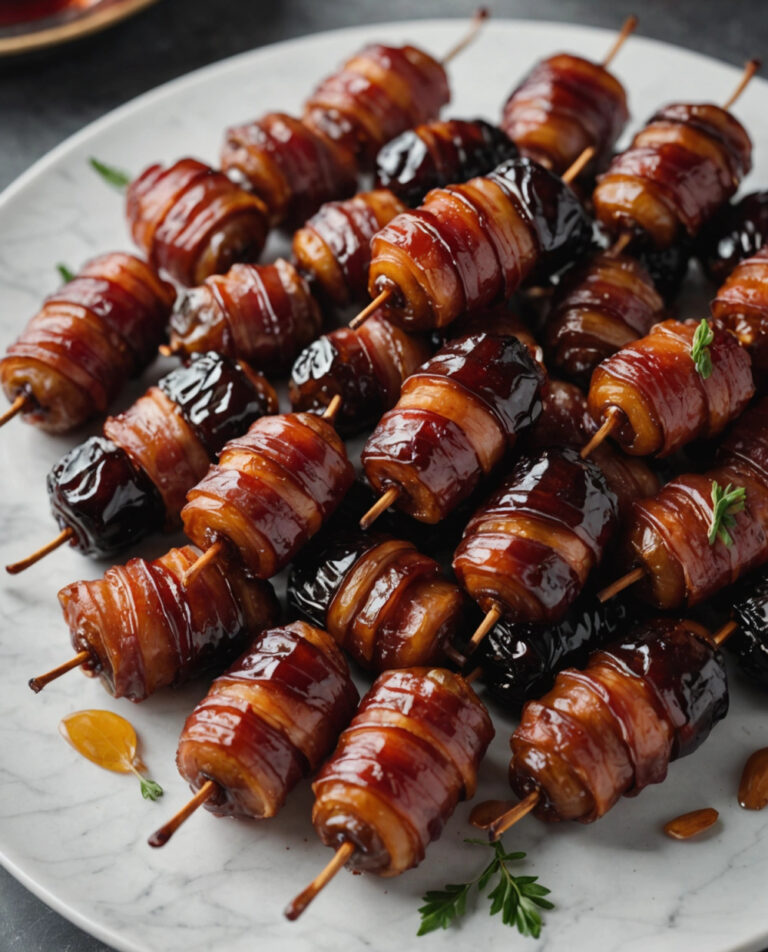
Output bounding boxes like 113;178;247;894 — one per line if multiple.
1;17;768;952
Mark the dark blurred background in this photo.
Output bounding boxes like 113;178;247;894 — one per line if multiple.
0;0;765;948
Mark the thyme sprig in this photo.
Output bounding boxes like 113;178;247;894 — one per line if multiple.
708;480;746;546
89;157;131;190
691;318;715;378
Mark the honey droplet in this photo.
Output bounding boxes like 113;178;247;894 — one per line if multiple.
469;799;515;830
663;807;719;840
738;747;768;811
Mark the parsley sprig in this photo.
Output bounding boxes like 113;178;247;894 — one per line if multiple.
139;776;164;801
690;318;715;379
57;263;75;283
417;839;553;938
708;481;746;546
89;157;131;190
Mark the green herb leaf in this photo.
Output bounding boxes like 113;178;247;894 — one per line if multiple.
417;839;554;938
690;318;715;379
89;157;131;190
708;481;747;546
139;776;164;801
56;263;75;283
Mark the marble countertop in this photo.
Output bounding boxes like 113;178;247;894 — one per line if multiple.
2;1;767;950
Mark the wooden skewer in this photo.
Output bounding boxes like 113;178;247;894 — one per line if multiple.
181;539;226;589
466;602;503;654
349;287;392;330
321;394;342;423
464;666;483;685
601;14;638;68
6;526;74;575
561;145;596;185
713;620;738;646
722;58;761;110
148;779;218;848
0;393;28;428
441;7;489;66
488;789;541;841
580;406;622;459
605;231;633;259
28;649;90;694
359;485;400;530
597;565;647;602
285;840;355;920
158;343;175;358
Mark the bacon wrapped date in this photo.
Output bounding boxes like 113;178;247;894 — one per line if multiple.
303;44;450;168
510;618;728;822
362;332;544;523
0;253;174;432
588;318;754;456
453;447;619;624
169;259;321;371
501;53;629;175
368;156;592;331
221;113;358;229
544;252;664;386
46;353;277;558
594;103;752;247
289;311;431;433
711;247;768;379
58;545;280;702
288;530;464;671
697;190;768;283
312;667;494;876
182;412;355;578
477;592;636;713
375;118;518;206
176;621;359;819
292;190;406;307
126;158;270;286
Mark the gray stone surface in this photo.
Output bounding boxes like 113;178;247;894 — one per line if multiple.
0;1;765;949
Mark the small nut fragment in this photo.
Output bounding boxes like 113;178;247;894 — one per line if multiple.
663;807;719;840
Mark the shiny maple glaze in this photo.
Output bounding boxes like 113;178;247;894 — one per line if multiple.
375;118;518;206
182;412;354;578
363;333;543;523
288;530;464;671
221;112;357;229
126;158;269;286
304;44;450;168
292;190;406;306
588;318;755;456
510;618;728;822
59;545;279;702
312;668;493;876
502;53;628;175
545;252;664;386
369;157;591;331
454;447;619;623
169;259;321;372
0;253;174;432
712;246;768;378
177;622;358;820
594;103;752;247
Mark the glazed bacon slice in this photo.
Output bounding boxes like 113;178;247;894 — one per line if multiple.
624;399;768;609
169;259;322;372
587;318;754;456
362;332;545;523
288;530;465;671
303;44;450;168
292;190;406;307
312;668;494;876
176;622;359;820
510;618;728;822
126;158;270;286
453;447;620;624
544;252;664;386
594;103;752;247
182;412;355;578
289;311;431;434
375;118;518;206
368;157;592;331
221;113;358;229
58;545;280;702
0;253;174;432
711;246;768;379
501;53;629;175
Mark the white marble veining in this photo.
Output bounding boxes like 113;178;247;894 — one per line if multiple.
1;19;768;952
